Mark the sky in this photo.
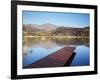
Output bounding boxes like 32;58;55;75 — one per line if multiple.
22;11;90;28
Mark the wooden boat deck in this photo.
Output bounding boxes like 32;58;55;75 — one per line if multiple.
24;47;76;68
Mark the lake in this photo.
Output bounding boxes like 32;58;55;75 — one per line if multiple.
23;38;89;68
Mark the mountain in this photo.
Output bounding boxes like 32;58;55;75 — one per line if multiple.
39;23;56;31
23;23;89;37
53;27;89;36
23;23;56;32
23;24;43;32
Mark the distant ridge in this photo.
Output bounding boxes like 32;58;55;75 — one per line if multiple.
23;23;57;32
23;23;89;36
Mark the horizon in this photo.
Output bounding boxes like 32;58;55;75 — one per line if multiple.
23;11;90;28
23;23;89;28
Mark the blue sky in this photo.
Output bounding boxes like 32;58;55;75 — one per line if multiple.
23;11;90;28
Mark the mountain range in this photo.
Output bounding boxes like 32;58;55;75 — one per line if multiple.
23;23;89;36
23;23;57;32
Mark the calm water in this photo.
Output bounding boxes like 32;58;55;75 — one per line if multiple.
23;38;89;68
23;47;63;67
71;45;89;66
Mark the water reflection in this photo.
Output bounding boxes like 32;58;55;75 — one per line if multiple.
23;38;89;50
23;46;63;67
71;46;90;66
23;38;89;68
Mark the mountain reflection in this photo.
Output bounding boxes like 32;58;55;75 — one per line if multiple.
23;37;89;54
